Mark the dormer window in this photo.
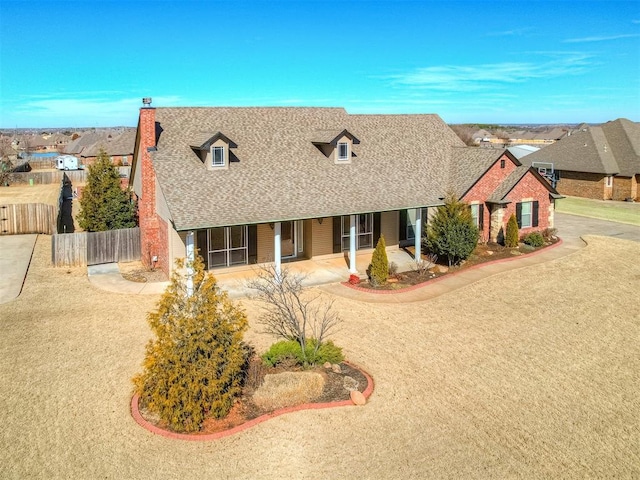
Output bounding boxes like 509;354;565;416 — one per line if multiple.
212;146;225;167
190;131;236;171
338;142;349;161
311;129;359;165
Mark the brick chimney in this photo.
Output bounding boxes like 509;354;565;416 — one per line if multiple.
138;98;162;272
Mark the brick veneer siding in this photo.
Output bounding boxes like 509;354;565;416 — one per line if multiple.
461;153;518;241
612;175;639;201
556;171;608;200
500;171;554;239
137;107;165;273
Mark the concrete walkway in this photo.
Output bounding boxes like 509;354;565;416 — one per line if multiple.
0;234;37;304
83;212;640;299
87;262;170;294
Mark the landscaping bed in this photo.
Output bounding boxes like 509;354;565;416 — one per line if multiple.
135;360;371;437
354;238;559;291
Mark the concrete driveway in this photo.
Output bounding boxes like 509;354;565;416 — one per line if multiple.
555;212;640;243
0;235;37;304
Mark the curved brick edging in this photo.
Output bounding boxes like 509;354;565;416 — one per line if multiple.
131;362;374;441
343;238;564;295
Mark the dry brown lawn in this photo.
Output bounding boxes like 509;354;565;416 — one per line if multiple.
0;234;638;479
0;183;60;206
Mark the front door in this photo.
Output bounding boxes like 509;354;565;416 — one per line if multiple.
281;221;297;258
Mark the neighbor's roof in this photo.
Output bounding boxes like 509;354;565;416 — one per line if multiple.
147;107;466;230
523;118;640;176
65;129;136;157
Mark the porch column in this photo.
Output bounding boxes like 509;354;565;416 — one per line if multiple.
274;222;282;280
414;208;422;263
185;231;195;297
349;214;357;273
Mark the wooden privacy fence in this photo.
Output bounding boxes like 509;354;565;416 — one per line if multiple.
12;170;88;185
51;227;141;267
0;203;57;235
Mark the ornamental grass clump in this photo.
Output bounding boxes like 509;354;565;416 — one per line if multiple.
505;213;520;248
368;235;389;286
133;255;248;433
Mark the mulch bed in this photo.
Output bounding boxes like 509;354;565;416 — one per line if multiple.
355;240;559;291
136;361;370;436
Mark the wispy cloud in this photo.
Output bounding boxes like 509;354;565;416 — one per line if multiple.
485;27;535;37
564;33;640;43
10;95;183;127
385;53;593;92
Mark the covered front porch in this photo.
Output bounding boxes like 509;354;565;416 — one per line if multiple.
178;208;429;278
209;246;419;298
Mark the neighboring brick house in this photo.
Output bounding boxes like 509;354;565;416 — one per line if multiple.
522;118;640;201
130;102;560;276
452;148;561;243
65;129;136;187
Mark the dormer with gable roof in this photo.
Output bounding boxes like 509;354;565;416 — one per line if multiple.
190;131;237;170
311;129;360;164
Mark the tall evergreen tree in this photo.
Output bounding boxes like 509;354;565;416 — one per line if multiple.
425;193;479;267
133;256;248;433
77;148;136;231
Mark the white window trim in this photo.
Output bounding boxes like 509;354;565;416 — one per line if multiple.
470;204;480;228
212;145;225;167
520;201;532;228
337;142;349;161
341;214;373;250
207;226;248;268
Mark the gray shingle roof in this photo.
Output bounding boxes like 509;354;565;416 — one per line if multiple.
523;118;640;177
486;166;531;203
448;147;512;197
147;107;466;231
65;129;136;157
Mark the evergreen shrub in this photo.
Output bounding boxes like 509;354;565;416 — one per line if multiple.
505;214;519;247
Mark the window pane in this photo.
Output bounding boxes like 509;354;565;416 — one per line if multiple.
229;249;246;265
521;202;532;227
209;251;226;268
213;146;224;166
342;237;350;251
338;142;348;160
342;215;350;235
358;233;373;249
470;204;479;227
209;227;225;251
229;226;245;248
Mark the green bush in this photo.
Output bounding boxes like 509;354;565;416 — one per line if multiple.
523;231;545;247
425;193;479;266
262;339;344;368
133;256;248;433
368;235;388;286
505;213;519;247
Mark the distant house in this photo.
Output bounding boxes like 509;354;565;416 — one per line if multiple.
65;129;136;167
522;118;640;201
130;104;560;276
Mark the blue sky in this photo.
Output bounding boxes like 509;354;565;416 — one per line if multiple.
1;0;639;127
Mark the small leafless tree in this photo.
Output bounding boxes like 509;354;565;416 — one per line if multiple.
247;264;341;363
0;136;15;186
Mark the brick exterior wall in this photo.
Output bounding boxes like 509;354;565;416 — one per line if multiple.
137;107;166;274
612;175;639;201
462;152;518;241
556;171;608;200
462;153;554;243
500;171;554;238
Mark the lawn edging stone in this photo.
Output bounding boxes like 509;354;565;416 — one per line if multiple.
131;361;374;441
343;238;564;294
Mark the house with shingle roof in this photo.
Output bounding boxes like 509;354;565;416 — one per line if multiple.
522;118;640;201
130;102;560;276
65;129;136;167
